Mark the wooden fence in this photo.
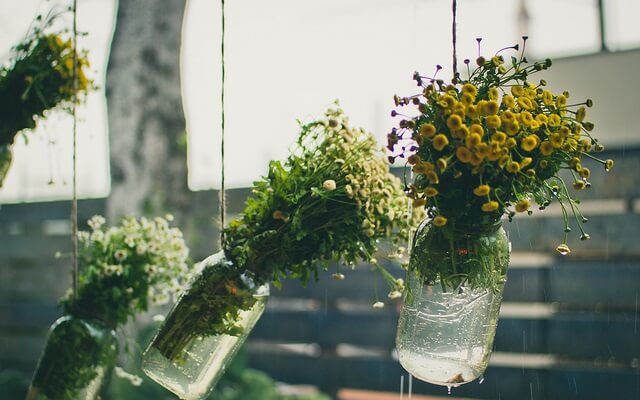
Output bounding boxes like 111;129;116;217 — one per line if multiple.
0;148;639;399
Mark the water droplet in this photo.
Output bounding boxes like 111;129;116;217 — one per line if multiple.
479;376;485;384
447;386;452;395
558;249;569;256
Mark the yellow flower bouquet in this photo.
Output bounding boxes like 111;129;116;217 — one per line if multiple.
390;38;613;387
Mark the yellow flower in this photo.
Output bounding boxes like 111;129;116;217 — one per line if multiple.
535;114;548;124
488;87;499;100
519;111;534;126
466;105;479;119
580;167;591;178
520;135;539;152
473;184;491;196
453;125;469;139
576;106;587;122
469;124;484;136
556;94;567;108
491;55;504;66
511;86;524;97
432;134;449;151
506;161;521;173
465;133;482;148
413;162;432;174
605;159;614;170
438;94;456;109
505;137;517;148
540;140;554;156
498;65;507;74
481;201;500;212
461;83;478;98
491;131;507;144
555;243;571;255
456;146;473;163
540;159;549;168
437;158;448;170
425;186;439;197
501;110;516;123
476;143;490;157
515;199;530;212
502;95;515;108
517;97;534;110
461;92;475;105
550;133;564;148
426;171;439;184
419;123;436;138
521;157;533;168
483;100;499;115
433;215;448;227
548;114;561;127
447;114;463;130
407;154;421;165
541;90;554;106
573;180;586;190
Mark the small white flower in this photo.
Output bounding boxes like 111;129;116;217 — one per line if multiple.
388;290;402;300
322;179;337;191
90;230;104;242
87;215;106;230
165;213;174;222
372;301;385;309
114;249;128;262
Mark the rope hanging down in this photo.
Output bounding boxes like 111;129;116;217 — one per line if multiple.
452;0;458;81
219;0;226;246
71;0;79;298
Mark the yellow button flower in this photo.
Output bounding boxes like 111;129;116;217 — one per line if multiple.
540;140;554;156
520;135;539;152
473;184;491;196
505;137;517;148
488;87;499;100
447;114;463;130
484;100;499;115
491;131;507;144
469;124;484;136
481;201;500;212
456;147;473;163
462;83;478;98
465;133;482;148
419;123;436;138
576;106;587;122
432;134;449;151
506;161;521;173
502;95;515;108
511;86;524;97
433;215;448;227
515;199;530;213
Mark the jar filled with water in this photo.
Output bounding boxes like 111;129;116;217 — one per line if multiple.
396;218;509;387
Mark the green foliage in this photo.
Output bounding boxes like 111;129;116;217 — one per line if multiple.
0;10;92;148
28;316;118;400
409;219;509;292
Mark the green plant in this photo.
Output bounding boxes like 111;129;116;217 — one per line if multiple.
151;103;420;362
0;10;92;148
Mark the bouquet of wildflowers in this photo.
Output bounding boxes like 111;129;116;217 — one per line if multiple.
28;215;190;400
387;38;613;288
0;11;92;186
149;103;419;362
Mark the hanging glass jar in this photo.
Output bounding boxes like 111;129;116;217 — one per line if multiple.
396;217;510;387
25;314;118;400
142;251;269;400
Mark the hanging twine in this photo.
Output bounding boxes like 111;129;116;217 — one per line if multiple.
452;0;458;81
219;0;226;247
70;0;79;298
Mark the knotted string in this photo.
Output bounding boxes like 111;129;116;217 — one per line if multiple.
452;0;458;81
219;0;226;247
71;0;79;299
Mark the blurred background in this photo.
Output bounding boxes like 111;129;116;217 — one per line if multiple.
1;0;639;399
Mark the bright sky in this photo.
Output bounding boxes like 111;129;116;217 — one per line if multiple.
1;0;639;201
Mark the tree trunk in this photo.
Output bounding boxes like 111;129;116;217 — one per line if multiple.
105;0;189;223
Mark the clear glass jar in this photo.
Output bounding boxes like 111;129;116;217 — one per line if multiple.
142;251;269;400
25;315;118;400
396;218;509;387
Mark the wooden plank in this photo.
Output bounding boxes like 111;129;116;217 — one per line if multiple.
247;351;639;400
0;199;105;224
